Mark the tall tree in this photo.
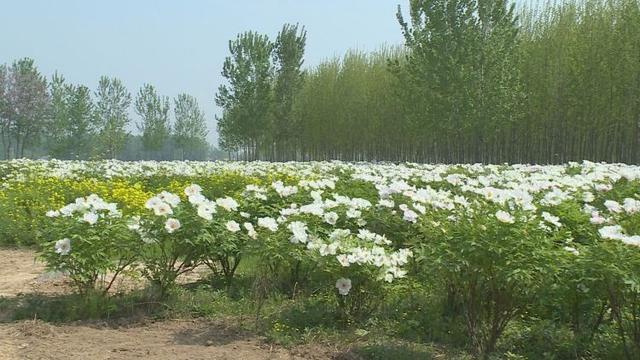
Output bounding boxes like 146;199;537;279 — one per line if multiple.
1;58;49;159
271;23;307;160
48;73;70;158
173;93;208;160
396;0;523;163
0;64;8;159
49;75;96;159
95;76;132;159
215;31;273;160
135;83;170;158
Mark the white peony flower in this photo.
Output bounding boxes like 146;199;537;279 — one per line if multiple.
226;220;241;233
336;254;350;267
604;200;623;213
300;203;324;216
46;210;60;218
55;238;71;255
541;212;562;228
288;221;308;243
188;193;207;206
403;209;418;223
590;211;606;225
184;184;202;197
413;203;426;214
346;208;361;219
323;211;338;225
378;199;394;208
165;218;181;233
159;191;181;207
153;202;173;216
622;235;640;247
59;204;76;217
563;246;580;256
319;242;339;256
216;197;239;212
599;225;625;240
145;196;163;210
335;278;352;296
81;212;99;225
583;192;595;203
244;222;257;239
623;198;640;214
257;217;278;232
495;210;515;224
272;181;298;197
197;204;215;221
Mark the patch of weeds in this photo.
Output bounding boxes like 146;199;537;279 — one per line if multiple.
262;293;342;345
164;285;254;318
2;290;162;323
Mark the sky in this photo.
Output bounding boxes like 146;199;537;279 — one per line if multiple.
0;0;540;145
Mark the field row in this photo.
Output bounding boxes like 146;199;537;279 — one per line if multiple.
2;159;640;358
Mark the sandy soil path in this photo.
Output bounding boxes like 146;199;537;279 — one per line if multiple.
0;249;66;297
0;319;329;360
0;248;334;360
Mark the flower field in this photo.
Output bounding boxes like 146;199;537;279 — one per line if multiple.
2;159;640;358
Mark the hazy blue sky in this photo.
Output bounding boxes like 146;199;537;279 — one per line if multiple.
0;0;537;144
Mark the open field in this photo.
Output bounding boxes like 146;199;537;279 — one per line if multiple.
2;0;640;358
2;159;640;359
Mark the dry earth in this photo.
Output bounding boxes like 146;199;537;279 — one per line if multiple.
0;249;67;297
0;248;336;360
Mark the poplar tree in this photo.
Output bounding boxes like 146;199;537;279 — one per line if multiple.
173;93;208;160
1;58;49;158
271;23;306;160
215;31;273;160
95;76;131;159
0;65;9;159
135;83;171;158
49;74;96;159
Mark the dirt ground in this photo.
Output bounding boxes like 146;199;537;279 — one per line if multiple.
0;248;336;360
0;249;66;298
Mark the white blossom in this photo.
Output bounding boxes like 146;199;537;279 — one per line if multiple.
55;238;71;255
495;210;515;224
165;218;181;233
335;278;352;296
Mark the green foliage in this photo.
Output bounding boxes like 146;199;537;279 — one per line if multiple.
0;58;49;159
135;83;171;157
212;0;640;163
173;93;208;160
414;204;559;357
95;76;132;159
135;200;204;298
41;197;136;295
48;74;97;159
519;0;640;163
215;31;273;158
270;23;307;161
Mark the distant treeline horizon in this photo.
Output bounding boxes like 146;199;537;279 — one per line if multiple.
216;0;640;164
0;63;218;161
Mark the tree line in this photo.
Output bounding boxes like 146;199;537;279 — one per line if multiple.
216;0;640;163
0;60;213;160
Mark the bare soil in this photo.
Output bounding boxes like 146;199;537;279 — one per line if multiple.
0;249;68;297
0;248;336;360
